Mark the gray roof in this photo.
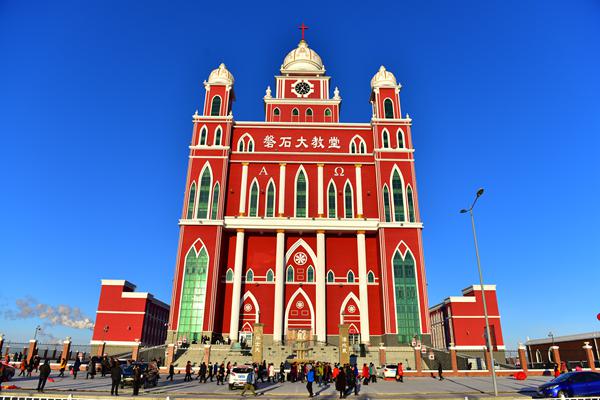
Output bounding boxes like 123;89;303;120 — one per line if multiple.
526;331;600;345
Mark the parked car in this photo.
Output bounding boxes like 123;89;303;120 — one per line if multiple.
381;364;397;379
229;365;253;390
1;361;15;382
537;371;600;398
120;362;159;389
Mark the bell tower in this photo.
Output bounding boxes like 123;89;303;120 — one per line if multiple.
203;63;235;117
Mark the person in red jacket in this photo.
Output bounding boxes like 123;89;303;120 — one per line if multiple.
362;363;370;384
396;362;404;382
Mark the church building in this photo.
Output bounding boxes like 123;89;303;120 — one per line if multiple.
166;35;432;348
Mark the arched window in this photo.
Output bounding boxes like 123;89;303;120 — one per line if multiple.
273;108;280;116
350;142;357;154
383;184;391;222
186;182;196;219
325;108;332;117
327;270;334;282
382;130;390;148
196;166;212;219
210;96;222;116
384;98;394;119
344;181;354;218
327;181;337;218
347;271;355;283
295;168;307;217
391;169;405;222
266;269;274;282
397;129;405;149
246;269;254;282
211;182;220;219
292;108;299;116
237;139;245;152
359;141;366;153
178;246;209;342
407;186;415;222
265;181;275;217
367;271;375;283
199;126;208;146
225;268;233;282
306;108;313;122
214;127;222;145
248;180;259;217
286;266;294;282
392;249;419;344
248;140;254;152
304;266;314;282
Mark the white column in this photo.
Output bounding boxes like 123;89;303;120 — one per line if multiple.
272;230;286;343
229;229;245;341
356;231;370;343
278;163;286;216
238;163;249;215
317;164;324;217
355;164;364;218
316;231;326;342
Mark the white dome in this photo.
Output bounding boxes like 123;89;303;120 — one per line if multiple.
281;40;324;74
370;65;398;89
207;63;234;85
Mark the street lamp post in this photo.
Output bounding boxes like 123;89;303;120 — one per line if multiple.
33;325;42;341
460;188;498;397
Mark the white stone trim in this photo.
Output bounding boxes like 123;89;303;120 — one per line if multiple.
284;288;315;334
101;279;135;289
89;340;140;346
241;291;260;323
96;310;146;315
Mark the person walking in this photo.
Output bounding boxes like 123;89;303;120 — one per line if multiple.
198;362;207;382
86;357;97;379
184;361;193;382
268;363;275;383
26;357;34;377
335;367;346;399
132;364;142;396
73;356;81;379
396;362;404;382
37;360;51;393
306;365;315;397
208;362;214;382
217;362;225;385
58;358;67;377
437;362;444;381
350;364;359;395
369;363;377;383
240;369;257;397
18;358;27;376
279;362;285;383
110;360;122;396
167;363;175;382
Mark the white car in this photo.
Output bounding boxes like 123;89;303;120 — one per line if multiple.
229;366;254;390
381;364;397;379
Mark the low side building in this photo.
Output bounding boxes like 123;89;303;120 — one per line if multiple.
526;332;600;369
91;280;170;356
429;285;505;366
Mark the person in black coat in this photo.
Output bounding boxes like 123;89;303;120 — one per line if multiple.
110;361;122;396
336;367;346;398
167;363;175;382
132;364;142;396
437;362;444;381
37;360;51;393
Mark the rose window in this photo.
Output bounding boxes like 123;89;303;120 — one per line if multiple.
296;300;305;309
294;252;307;265
244;303;253;312
347;305;356;314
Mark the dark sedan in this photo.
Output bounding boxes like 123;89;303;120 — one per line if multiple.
537;371;600;398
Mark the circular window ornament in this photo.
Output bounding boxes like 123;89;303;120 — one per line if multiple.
296;300;305;309
243;303;253;312
294;252;308;265
291;80;314;98
347;305;356;314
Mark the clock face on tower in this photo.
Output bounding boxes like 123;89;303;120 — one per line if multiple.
291;80;314;97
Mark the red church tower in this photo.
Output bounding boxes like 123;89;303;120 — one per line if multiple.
167;36;431;350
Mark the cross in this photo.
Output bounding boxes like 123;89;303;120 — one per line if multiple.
299;23;308;41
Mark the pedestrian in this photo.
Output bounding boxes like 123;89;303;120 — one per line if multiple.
86;356;97;379
336;367;346;398
167;363;175;382
18;358;27;376
73;356;81;379
241;368;257;397
279;362;285;383
437;362;444;381
110;360;122;396
58;358;67;377
351;364;359;395
369;363;377;383
185;361;193;382
396;362;404;382
132;364;142;396
268;363;275;383
208;362;214;382
554;364;560;378
217;362;225;385
26;357;34;376
37;360;51;393
199;361;207;383
306;365;315;397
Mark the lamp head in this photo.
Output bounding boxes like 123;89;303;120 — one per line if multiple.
476;188;484;197
460;209;468;214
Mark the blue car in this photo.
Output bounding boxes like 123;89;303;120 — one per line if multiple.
537;371;600;398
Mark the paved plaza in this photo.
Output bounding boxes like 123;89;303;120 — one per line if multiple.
2;372;554;399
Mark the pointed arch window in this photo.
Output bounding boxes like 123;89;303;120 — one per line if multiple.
210;96;222;116
178;246;209;341
383;184;391;222
392;250;419;344
248;181;259;217
199;126;208;146
344;181;354;218
214;127;222;145
347;271;355;283
266;269;274;282
382;130;390;148
325;108;332;117
359;141;366;153
327;182;337;218
367;271;375;283
292;108;299;116
273;108;280;116
237;139;245;152
384;98;394;119
211;183;220;219
286;266;294;282
407;186;415;222
295;168;307;217
397;129;405;149
225;268;233;282
246;269;254;282
306;266;314;282
350;142;357;154
186;182;197;220
265;181;275;217
306;108;313;122
248;140;254;152
327;270;334;283
391;169;405;222
196;166;212;219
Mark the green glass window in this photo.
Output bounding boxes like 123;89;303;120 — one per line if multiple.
392;170;405;222
266;269;274;282
327;271;334;282
382;130;390;148
383;185;391;222
397;129;404;148
214;127;222;145
392;250;420;344
384;98;394;119
359;141;366;153
210;96;221;116
238;140;244;152
266;182;275;217
196;167;212;219
328;183;336;218
407;186;415;222
295;169;307;217
177;247;209;342
286;266;294;282
306;108;313;116
368;271;375;283
226;268;233;282
306;266;314;282
292;108;299;116
248;181;259;217
186;182;196;219
347;271;355;283
325;108;332;117
344;182;353;218
248;140;254;152
273;108;280;116
211;183;219;219
199;127;207;145
350;142;356;153
246;270;254;282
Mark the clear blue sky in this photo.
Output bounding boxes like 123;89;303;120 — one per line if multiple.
1;1;599;347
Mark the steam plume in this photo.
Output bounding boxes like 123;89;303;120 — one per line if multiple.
5;297;95;330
